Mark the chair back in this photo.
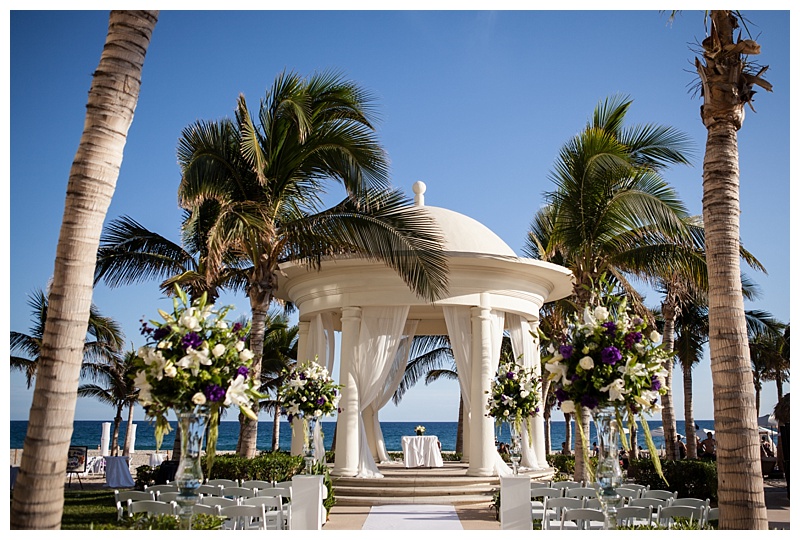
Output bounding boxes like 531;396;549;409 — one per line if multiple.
255;486;291;500
706;507;719;522
114;489;154;504
192;503;220;516
628;497;669;511
642;489;677;500
531;487;563;500
551;480;582;490
565;487;597;499
200;496;239;508
145;483;178;494
559;508;605;530
616;487;641;501
241;479;274;490
243;496;284;530
582;498;602;509
127;500;178;517
218;504;268;530
656;505;706;528
541;497;584;530
208;478;240;489
671;497;709;510
619;483;649;492
198;484;224;497
616;505;653;527
156;491;180;503
222;486;257;500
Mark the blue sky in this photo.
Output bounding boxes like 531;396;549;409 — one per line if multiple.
5;8;792;426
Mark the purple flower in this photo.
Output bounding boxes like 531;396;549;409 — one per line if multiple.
601;346;622;365
204;384;226;403
601;321;617;336
581;394;599;409
299;373;307;380
651;377;661;391
632;317;643;326
559;345;574;359
232;322;243;334
181;332;203;350
555;388;569;403
153;327;170;341
624;331;643;349
316;397;326;405
506;371;515;379
236;366;249;378
570;373;580;382
139;319;153;336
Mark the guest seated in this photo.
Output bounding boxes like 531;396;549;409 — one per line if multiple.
699;432;716;458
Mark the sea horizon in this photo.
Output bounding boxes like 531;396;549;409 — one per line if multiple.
10;419;715;454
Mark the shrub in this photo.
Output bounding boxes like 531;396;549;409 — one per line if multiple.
205;451;303;483
134;464;158;490
626;458;717;503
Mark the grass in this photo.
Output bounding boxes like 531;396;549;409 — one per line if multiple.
61;489;119;529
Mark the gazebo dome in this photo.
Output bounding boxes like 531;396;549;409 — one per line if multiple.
421;206;517;258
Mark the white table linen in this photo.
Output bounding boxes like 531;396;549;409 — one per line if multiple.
149;453;166;467
402;435;444;468
104;455;135;488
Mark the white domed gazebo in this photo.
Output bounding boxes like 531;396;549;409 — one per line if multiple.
274;182;573;478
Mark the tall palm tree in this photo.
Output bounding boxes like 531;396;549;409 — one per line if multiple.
78;350;140;457
255;312;298;451
177;71;449;457
525;94;693;482
749;320;789;415
693;11;773;528
11;11;158;530
10;289;125;388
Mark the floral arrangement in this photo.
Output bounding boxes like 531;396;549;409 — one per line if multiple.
543;278;670;477
486;358;542;433
415;425;426;435
278;359;341;422
132;285;261;466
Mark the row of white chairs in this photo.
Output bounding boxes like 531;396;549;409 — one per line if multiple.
120;499;284;530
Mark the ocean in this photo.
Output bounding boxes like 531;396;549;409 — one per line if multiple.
10;419;715;453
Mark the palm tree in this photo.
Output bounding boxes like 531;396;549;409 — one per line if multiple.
525;94;693;482
749;320;789;415
255;312;298;451
78;350;140;457
10;289;125;388
10;11;158;530
177;71;449;457
693;11;773;528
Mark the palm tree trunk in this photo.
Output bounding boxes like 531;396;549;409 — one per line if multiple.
543;406;552;455
122;404;135;457
456;395;464;455
564;412;572;452
111;407;123;456
574;407;591;483
700;12;768;528
272;405;281;452
238;297;269;457
629;423;638;459
10;11;157;529
683;362;697;459
660;300;678;460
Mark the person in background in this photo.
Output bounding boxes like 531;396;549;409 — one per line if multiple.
699;432;717;458
675;434;687;460
592;442;599;457
761;435;775;457
561;442;571;455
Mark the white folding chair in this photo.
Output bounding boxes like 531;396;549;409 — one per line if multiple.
616;487;641;502
199;496;239;510
656;505;706;529
254;487;292;528
114;490;154;520
218;504;268;530
616;504;653;527
706;507;719;523
541;497;584;530
127;499;178;518
551;480;583;491
565;487;598;499
155;491;180;503
208;478;240;489
145;483;178;494
241;479;274;491
642;489;677;501
583;498;602;509
619;483;648;493
531;487;563;522
558;508;605;530
242;495;284;530
192;503;221;516
197;484;224;497
222;486;257;501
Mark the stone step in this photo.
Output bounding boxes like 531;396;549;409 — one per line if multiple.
333;483;496;498
335;493;494;506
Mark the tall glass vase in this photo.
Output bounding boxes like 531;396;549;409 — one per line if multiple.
507;421;522;475
303;416;318;473
175;411;207;530
592;406;623;529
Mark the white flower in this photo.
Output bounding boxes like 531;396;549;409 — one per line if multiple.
134;371;152;404
179;308;200;331
600;378;627;402
618;356;647;378
164;364;177;378
157;340;168;349
289;377;306;388
561;400;575;414
520;390;530;398
314;410;323;417
239;349;254;362
503;410;510;416
176;347;212;376
579;356;594;370
192;392;207;405
235;340;245;352
215;320;228;329
212;343;226;358
650;331;662;343
583;306;597;327
545;360;568;383
593;306;609;322
224;374;250;408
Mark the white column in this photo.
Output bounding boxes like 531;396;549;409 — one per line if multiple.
291;321;311;456
529;318;549;468
332;307;361;477
128;423;137;454
468;305;495;476
100;422;111;456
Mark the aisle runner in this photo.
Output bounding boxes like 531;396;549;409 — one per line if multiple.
361;504;463;530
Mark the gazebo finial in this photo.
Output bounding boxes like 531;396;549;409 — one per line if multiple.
413;181;426;206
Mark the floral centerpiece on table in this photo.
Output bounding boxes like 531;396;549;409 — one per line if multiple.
486;359;542;436
132;285;261;469
543;278;670;478
415;425;426;436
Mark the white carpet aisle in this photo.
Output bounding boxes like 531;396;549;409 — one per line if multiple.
361;504;464;530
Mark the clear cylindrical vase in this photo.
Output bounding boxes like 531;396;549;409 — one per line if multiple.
508;422;522;475
303;416;318;473
175;411;207;529
593;406;623;529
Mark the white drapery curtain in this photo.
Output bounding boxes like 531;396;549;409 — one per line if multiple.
488;310;513;477
507;313;541;469
306;313;336;461
443;306;472;457
364;319;420;463
353;306;410;478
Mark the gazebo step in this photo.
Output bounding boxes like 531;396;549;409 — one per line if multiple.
332;483;497;498
334;494;494;507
